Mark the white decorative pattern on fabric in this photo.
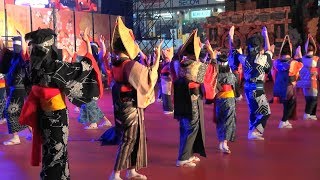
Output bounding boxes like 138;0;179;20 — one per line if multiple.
255;54;267;66
37;36;55;47
13;41;22;45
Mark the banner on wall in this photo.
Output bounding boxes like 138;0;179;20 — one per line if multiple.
5;4;31;39
141;0;218;8
93;13;110;46
1;3;117;57
75;11;93;56
0;0;5;37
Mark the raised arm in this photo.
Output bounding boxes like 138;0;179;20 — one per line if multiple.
229;26;235;54
262;26;271;52
294;46;302;60
151;39;164;71
98;35;107;60
205;40;218;61
81;28;92;55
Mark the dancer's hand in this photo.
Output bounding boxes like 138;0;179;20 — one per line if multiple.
205;40;217;59
270;44;275;53
229;26;235;38
261;26;268;37
295;45;302;59
81;28;90;43
237;47;243;54
99;35;105;44
162;47;174;61
154;39;164;58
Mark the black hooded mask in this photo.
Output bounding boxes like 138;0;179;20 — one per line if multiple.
25;28;58;85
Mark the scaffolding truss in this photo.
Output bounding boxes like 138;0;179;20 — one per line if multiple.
133;0;174;54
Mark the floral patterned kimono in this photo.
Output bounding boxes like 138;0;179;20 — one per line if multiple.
0;49;28;134
19;53;102;180
174;59;208;161
239;51;273;134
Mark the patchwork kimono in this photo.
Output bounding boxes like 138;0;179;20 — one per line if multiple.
19;53;102;180
273;58;303;121
110;57;158;171
215;66;237;142
297;56;320;115
174;59;207;161
160;61;173;112
0;49;28;134
239;51;272;134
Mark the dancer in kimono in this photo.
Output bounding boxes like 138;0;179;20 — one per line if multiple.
19;28;103;180
0;33;29;145
214;53;237;154
108;17;163;180
78;38;112;129
239;27;273;140
297;34;319;120
174;30;211;167
273;35;303;128
228;26;243;101
160;47;174;114
0;73;6;124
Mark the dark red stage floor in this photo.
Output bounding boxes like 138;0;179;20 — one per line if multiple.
1;82;320;180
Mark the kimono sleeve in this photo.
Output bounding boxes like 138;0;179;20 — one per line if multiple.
264;51;273;74
51;53;103;107
0;48;13;74
124;60;158;108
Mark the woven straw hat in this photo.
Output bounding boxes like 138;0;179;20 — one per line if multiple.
179;29;202;61
279;35;292;57
162;47;174;60
305;34;317;54
111;16;140;60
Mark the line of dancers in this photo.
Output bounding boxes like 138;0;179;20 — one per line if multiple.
0;16;319;180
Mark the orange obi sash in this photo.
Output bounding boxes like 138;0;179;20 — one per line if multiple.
40;93;66;112
0;79;5;88
216;84;234;99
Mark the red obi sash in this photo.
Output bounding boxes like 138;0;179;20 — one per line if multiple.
19;86;66;166
189;82;200;89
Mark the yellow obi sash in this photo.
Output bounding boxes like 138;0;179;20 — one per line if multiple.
216;90;235;99
40;93;66;112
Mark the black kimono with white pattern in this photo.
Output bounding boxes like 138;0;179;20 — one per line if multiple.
29;53;101;180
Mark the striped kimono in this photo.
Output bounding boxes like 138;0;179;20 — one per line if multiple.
111;57;158;171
